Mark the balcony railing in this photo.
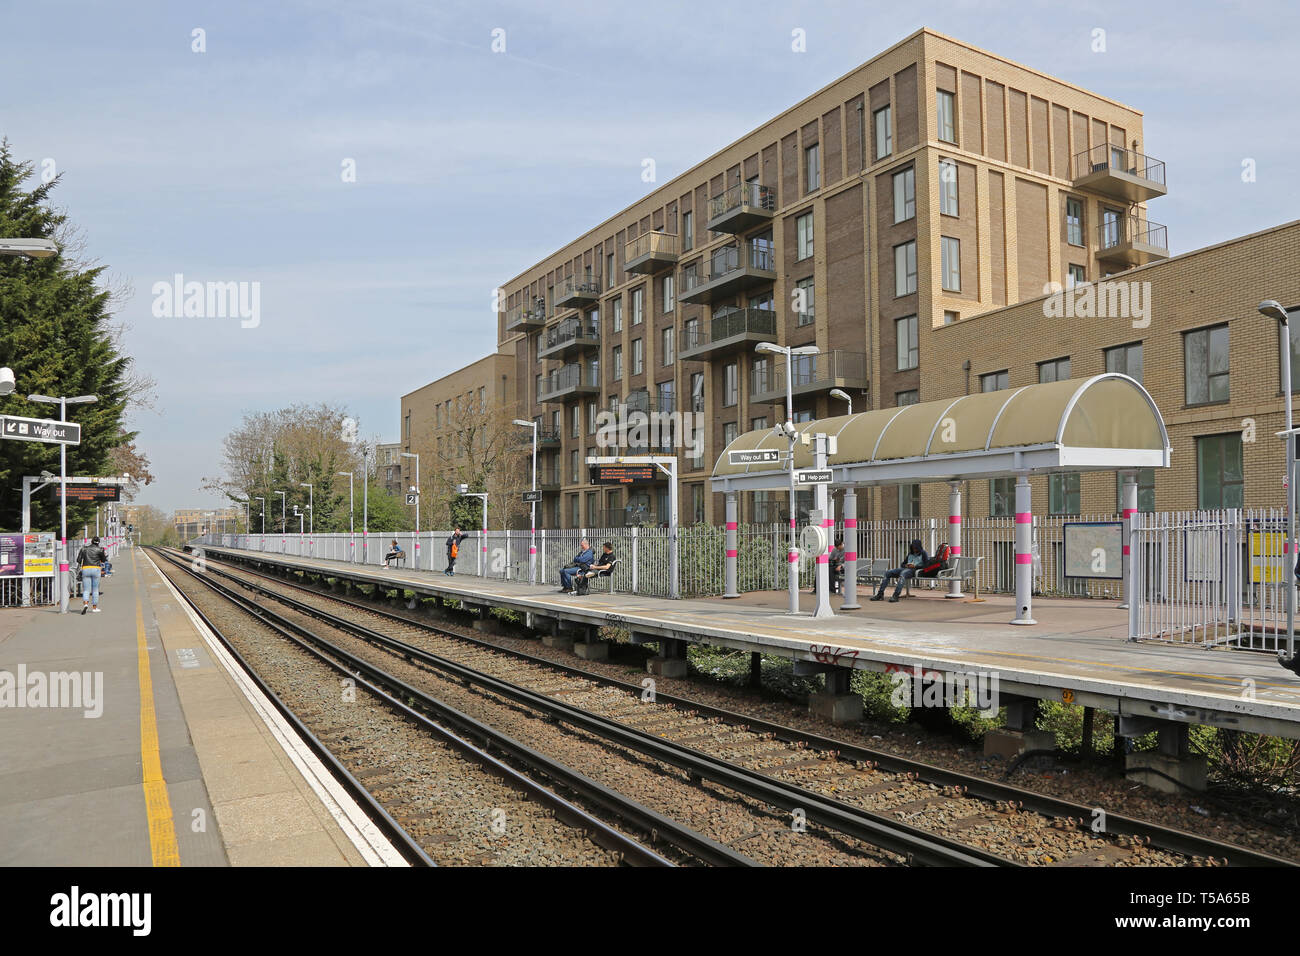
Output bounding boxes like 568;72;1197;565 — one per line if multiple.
679;241;776;305
538;362;600;403
624;231;679;274
706;181;777;233
751;350;869;402
535;462;563;490
1096;215;1169;267
680;307;778;360
555;275;601;309
538;314;601;359
504;301;546;332
1072;144;1167;202
533;426;561;447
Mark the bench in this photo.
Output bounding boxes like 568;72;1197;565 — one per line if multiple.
856;558;916;597
934;555;983;598
575;558;621;595
384;551;406;568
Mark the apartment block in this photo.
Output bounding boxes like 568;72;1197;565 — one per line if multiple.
494;27;1168;528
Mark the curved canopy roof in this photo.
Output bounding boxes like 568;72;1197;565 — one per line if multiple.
711;374;1171;491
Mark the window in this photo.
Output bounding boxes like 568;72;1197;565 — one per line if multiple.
662;274;674;313
751;416;768;431
1038;357;1071;383
892;167;915;223
896;315;918;370
631;338;643;374
1184;324;1229;405
606;252;615;288
936;90;956;143
795;277;815;326
723;363;738;407
689;483;704;523
657;380;675;415
1105;341;1144;382
981;370;1008;392
405;412;411;437
941;237;960;292
943;310;959;325
571;405;581;438
896;389;919;406
894;241;917;296
805;143;820;192
587;401;598;433
1067;264;1087;289
570;450;579;484
690;372;704;412
631;287;644;325
1066;198;1084;246
586;491;598;526
723;421;738;447
793;409;814;423
796;212;814;261
752;357;769;394
1197;433;1243;509
478;386;486;410
873;105;891;159
898;484;920;518
535;373;543;401
682;211;693;251
612;345;623;380
661;327;675;365
990;477;1014;516
1116;468;1156;512
611;297;622;332
939;160;958;216
1049;473;1081;515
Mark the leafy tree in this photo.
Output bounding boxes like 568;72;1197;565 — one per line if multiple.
0;141;148;532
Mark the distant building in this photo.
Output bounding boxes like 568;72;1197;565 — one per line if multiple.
374;442;404;497
174;506;241;540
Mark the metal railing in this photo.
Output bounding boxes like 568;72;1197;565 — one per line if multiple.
625;231;678;261
505;302;546;326
543;315;600;351
712;306;776;341
708;181;776;220
753;350;867;396
556;275;601;300
1073;143;1166;186
539;363;599;399
1098;215;1168;252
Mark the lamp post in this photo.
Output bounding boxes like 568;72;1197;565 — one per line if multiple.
255;496;265;550
755;342;821;614
337;472;354;561
28;393;98;613
1260;299;1298;665
401;451;420;568
300;482;313;555
514;418;539;583
362;445;370;564
829;388;853;416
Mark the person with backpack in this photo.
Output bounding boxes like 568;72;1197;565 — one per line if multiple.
75;536;108;615
870;539;928;603
444;527;466;576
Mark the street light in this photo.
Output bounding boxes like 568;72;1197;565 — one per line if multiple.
755;342;820;615
254;496;265;548
300;482;313;554
1260;299;1298;666
337;472;354;561
400;451;420;568
28;392;97;613
275;490;286;536
514;418;539;583
829;388;853;416
0;238;59;258
0;367;14;396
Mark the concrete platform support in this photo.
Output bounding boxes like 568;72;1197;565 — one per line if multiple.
1123;720;1208;793
573;637;608;660
807;666;863;725
983;696;1054;758
648;637;688;678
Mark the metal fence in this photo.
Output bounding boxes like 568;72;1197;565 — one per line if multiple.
1131;508;1292;651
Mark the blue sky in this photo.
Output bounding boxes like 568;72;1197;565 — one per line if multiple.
1;0;1295;512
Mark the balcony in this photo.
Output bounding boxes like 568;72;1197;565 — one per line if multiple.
679;241;776;306
1073;144;1167;203
750;350;869;404
536;462;562;492
538;314;600;360
555;275;601;310
679;307;778;361
538;363;600;404
624;231;679;275
1095;215;1169;268
706;181;776;233
504;301;546;333
536;426;561;449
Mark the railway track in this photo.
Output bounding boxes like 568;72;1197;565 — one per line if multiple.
182;547;1300;868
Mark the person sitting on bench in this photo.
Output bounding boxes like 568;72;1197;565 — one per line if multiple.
574;542;616;595
384;539;403;568
558;539;594;593
870;539;928;603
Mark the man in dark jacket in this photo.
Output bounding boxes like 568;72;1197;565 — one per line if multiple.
558;539;595;593
75;536;109;615
871;539;928;603
444;528;467;576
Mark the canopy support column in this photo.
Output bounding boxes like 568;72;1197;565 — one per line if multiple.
946;480;964;599
841;489;860;609
723;491;739;599
1119;472;1137;610
1012;475;1037;625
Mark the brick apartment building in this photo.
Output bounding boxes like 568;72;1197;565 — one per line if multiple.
491;27;1174;528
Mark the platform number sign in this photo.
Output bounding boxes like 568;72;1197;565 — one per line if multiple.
406;493;418;505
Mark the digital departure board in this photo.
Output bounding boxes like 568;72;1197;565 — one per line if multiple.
51;484;121;502
590;463;658;485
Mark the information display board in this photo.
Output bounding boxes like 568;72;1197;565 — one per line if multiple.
51;483;121;503
1062;521;1124;580
22;534;54;576
589;463;658;485
0;534;22;577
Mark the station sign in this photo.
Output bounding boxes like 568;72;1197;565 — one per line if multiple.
728;449;780;465
1;415;81;445
794;469;833;485
590;463;658;485
51;483;121;503
405;493;419;505
521;490;543;503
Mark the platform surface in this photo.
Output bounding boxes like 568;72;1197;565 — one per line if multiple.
204;545;1300;739
0;546;378;866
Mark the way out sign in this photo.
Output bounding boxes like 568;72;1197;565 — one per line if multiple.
1;415;81;445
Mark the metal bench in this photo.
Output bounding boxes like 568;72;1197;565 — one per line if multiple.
384;552;406;568
576;558;621;595
934;555;984;599
857;557;915;597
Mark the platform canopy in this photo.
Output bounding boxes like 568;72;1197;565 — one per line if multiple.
711;374;1170;492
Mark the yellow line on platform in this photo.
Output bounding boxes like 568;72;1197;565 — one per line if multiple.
133;549;181;866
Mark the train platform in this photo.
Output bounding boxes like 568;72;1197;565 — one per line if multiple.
202;545;1300;752
0;546;401;866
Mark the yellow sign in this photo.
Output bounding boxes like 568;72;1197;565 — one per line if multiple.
1250;532;1286;583
1062;688;1075;703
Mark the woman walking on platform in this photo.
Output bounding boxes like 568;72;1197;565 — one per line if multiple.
75;536;108;615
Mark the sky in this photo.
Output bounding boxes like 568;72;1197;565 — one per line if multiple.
0;0;1296;512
